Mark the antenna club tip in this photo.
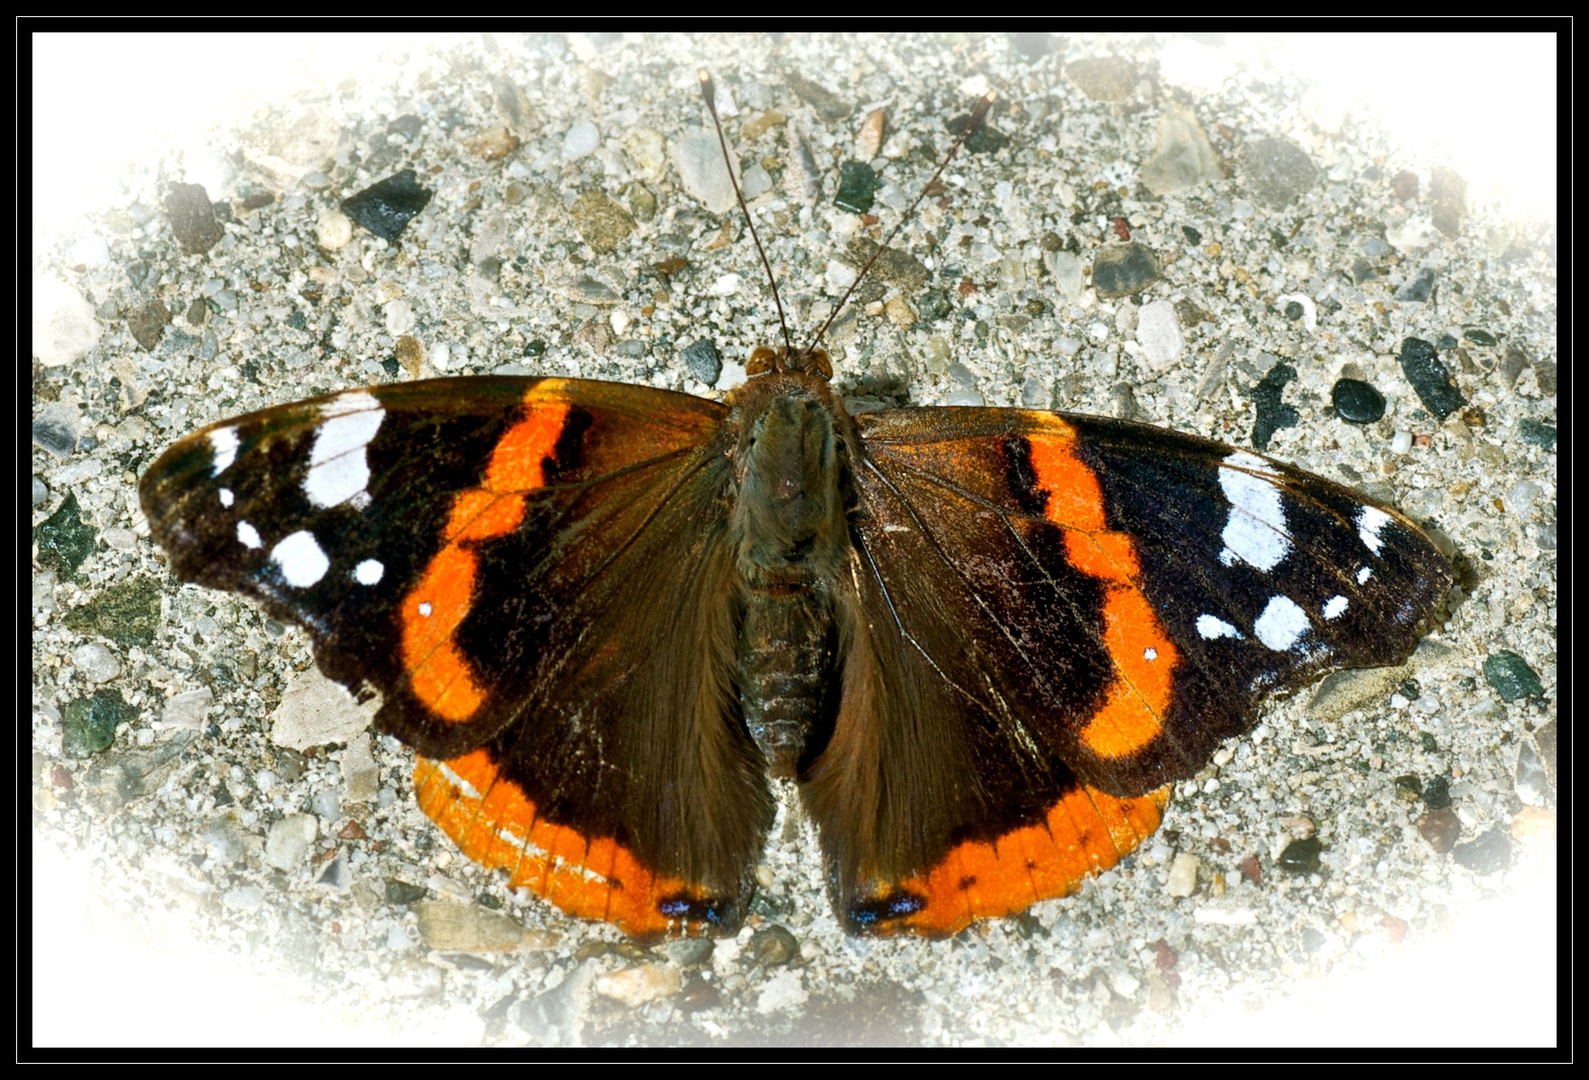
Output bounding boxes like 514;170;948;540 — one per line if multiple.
698;68;711;84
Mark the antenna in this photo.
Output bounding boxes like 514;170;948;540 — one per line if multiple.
698;69;997;374
699;69;795;359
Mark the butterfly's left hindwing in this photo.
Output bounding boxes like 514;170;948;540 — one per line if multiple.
140;377;774;939
803;407;1452;936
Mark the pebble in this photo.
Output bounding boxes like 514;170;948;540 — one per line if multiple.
1066;55;1136;103
315;209;353;251
678;977;722;1014
1251;361;1299;450
1452;829;1512;874
1483;651;1544;701
621;127;667;180
462;126;519;161
1514;740;1550;807
1506;479;1543;516
593;963;681;1008
1045;250;1085;299
332;740;378;810
1091;242;1159;298
672;132;736;214
316;852;350;889
1135;299;1184;370
1430;165;1467;238
164;182;223;255
1238;137;1319;209
739;163;772;200
1332;377;1386;423
385;879;427;905
1423;774;1452;810
126;298;170;351
1277;836;1322;874
569;191;635;254
33;413;78;456
680;338;722;384
1166;852;1199;897
263;814;317;871
749;924;800;966
1398;337;1467;418
160;687;213;731
855;108;885;160
71;642;121;684
1141;102;1221;195
1516;419;1555;449
341;169;434;241
561;119;599;160
783;123;820;202
1417;808;1461;853
1393;266;1437;302
382;299;415;337
754;968;808;1015
62;689;131;756
1277;293;1316;330
271;668;372;750
834;160;877;214
412;900;532;952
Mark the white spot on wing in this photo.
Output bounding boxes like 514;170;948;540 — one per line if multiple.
418;601;433;617
1197;614;1243;640
1217;452;1291;571
1144;647;1158;661
209;427;239;476
1322;595;1348;620
1254;595;1309;651
1358;506;1392;555
353;558;384;585
1357;566;1373;584
271;530;330;587
304;392;385;508
219;488;234;507
236;521;262;549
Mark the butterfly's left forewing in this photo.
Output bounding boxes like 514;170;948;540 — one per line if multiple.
805;407;1452;936
140;377;773;938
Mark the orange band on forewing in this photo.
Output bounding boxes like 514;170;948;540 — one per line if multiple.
880;784;1170;937
413;748;711;939
1027;423;1178;758
1026;421;1106;532
400;384;570;723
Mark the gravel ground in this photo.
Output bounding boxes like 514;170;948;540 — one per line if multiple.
32;32;1557;1049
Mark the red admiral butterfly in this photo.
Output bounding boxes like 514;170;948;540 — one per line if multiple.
138;72;1453;940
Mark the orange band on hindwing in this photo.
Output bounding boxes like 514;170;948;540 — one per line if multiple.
413;749;717;939
863;784;1170;938
399;382;571;723
1026;419;1180;759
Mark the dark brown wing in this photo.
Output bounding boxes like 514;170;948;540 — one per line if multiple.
140;377;770;937
800;407;1451;936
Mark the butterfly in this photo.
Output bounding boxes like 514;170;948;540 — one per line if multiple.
137;74;1453;941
